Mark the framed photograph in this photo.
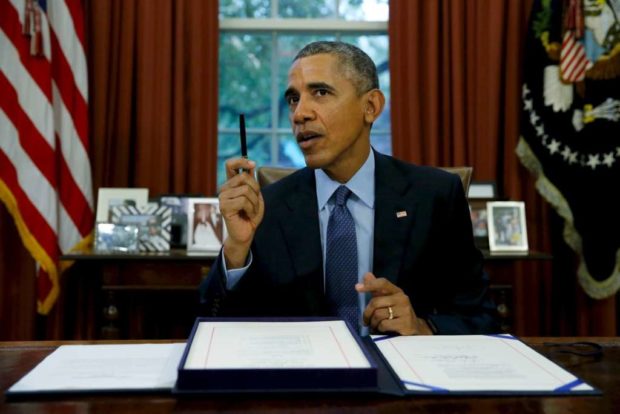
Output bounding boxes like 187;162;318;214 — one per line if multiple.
96;188;149;223
468;181;497;200
111;203;171;252
469;200;490;248
487;201;529;252
157;194;203;248
187;198;226;253
94;223;139;253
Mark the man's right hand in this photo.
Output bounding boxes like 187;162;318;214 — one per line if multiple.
219;158;265;269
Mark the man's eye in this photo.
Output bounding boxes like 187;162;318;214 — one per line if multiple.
286;96;299;105
315;89;329;97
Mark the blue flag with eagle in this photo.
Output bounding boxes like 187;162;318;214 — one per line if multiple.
517;0;620;299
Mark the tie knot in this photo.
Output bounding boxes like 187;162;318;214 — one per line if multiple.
334;185;352;206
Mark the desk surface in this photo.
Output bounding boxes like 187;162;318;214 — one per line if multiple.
1;337;618;413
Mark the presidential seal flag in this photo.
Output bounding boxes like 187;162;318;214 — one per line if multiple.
517;0;620;299
0;0;94;314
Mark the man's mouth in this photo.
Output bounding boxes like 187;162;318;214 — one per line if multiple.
296;131;322;144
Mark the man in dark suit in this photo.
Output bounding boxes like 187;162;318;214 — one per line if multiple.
200;41;498;335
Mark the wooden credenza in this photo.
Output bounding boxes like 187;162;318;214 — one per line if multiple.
60;250;216;340
60;250;551;340
482;250;553;336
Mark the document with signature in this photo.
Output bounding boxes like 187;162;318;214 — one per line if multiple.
175;318;377;392
372;334;596;394
184;320;370;369
7;343;185;395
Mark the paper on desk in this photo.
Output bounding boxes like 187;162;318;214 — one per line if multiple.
8;343;185;393
372;334;594;393
184;320;370;369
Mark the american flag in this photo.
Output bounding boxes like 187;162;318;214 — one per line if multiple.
0;0;93;314
560;31;590;83
559;0;591;83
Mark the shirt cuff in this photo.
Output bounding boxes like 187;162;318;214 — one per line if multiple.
221;248;253;290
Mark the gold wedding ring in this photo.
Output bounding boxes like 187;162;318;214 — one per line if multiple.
388;306;394;320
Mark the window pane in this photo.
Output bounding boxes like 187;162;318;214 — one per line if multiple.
339;0;389;20
370;133;392;155
277;0;336;18
278;135;306;167
219;34;272;129
277;34;337;129
218;133;273;185
219;0;270;18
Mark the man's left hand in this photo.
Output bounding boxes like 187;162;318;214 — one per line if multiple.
356;273;433;336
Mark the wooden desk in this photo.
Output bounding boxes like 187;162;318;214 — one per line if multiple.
1;337;617;413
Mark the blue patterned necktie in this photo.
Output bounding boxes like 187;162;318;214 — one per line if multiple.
325;185;359;331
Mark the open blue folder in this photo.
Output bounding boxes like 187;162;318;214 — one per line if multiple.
365;333;599;396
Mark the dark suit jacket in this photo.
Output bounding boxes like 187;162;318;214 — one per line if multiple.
199;152;499;334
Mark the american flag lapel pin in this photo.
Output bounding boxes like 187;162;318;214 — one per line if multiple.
396;210;407;218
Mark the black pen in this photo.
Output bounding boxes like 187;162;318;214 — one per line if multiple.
238;113;248;174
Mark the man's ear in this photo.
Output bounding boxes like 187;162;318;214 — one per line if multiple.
363;89;386;124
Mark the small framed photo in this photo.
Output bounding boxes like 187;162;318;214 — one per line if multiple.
469;200;490;248
468;181;497;200
94;223;139;253
487;201;529;252
187;198;226;253
111;203;171;252
96;188;149;222
157;194;203;248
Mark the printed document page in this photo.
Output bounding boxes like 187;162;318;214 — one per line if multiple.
8;343;185;393
372;335;594;393
184;320;370;369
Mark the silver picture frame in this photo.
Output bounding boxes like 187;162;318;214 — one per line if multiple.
487;201;529;252
94;223;140;253
111;203;171;252
96;188;149;223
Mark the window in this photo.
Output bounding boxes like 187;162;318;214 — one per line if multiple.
218;0;390;185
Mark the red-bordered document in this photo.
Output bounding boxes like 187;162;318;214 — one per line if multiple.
184;320;370;369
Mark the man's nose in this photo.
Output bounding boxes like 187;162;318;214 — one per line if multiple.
292;96;314;124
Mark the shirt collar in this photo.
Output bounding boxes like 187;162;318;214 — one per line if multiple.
315;150;375;210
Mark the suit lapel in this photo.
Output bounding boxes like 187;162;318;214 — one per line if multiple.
274;156;420;291
278;168;324;288
373;152;417;284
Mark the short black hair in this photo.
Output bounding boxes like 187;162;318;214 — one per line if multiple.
294;41;379;94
